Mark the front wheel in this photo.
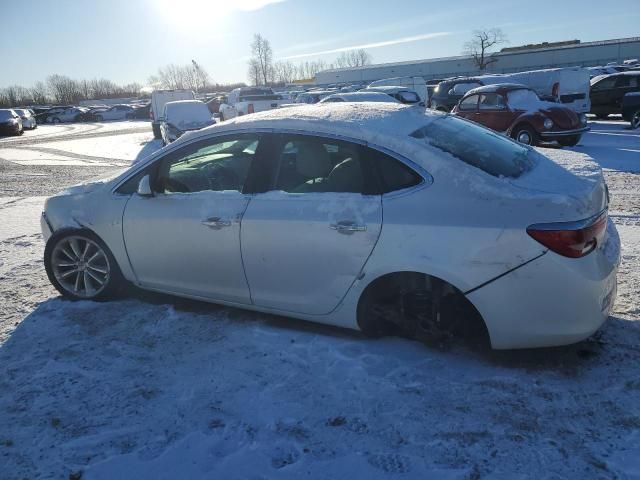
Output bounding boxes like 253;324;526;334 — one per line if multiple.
511;125;538;146
631;109;640;130
45;231;123;301
558;135;581;147
152;123;162;139
52;117;61;124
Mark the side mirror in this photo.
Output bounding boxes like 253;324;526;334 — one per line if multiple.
137;174;153;197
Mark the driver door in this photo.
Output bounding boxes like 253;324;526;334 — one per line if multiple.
122;133;263;303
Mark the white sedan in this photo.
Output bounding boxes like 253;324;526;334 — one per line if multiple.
319;91;400;104
94;105;135;121
40;103;620;350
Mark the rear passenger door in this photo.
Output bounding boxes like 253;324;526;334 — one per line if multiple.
240;133;384;315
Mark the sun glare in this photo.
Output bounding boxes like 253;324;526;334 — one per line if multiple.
154;0;283;30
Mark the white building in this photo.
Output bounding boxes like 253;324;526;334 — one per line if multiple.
315;37;640;85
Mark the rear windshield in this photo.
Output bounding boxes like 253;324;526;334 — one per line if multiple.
410;116;534;178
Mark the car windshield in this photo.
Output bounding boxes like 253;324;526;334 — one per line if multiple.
410;115;535;178
0;110;14;120
15;109;28;116
398;91;420;103
507;89;541;110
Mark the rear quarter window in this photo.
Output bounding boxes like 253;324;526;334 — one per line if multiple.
410;116;534;178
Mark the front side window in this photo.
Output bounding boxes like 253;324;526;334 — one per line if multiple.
459;95;479;111
592;77;617;91
156;134;260;193
411;116;535;178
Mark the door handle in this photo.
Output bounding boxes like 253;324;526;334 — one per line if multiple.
330;221;367;234
202;217;232;229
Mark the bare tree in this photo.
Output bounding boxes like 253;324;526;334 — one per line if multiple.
247;59;261;86
273;60;297;84
334;49;372;68
30;81;49;105
191;60;210;92
47;74;83;104
250;34;274;85
463;28;508;70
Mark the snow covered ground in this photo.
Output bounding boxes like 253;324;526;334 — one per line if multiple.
0;120;638;479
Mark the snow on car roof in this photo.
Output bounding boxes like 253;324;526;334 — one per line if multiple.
193;103;431;142
321;92;399;103
465;83;530;95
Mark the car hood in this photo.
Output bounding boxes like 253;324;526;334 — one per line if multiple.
539;106;581;129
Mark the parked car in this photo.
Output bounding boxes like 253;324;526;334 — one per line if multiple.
368;76;429;103
206;96;227;115
13;108;37;129
590;71;640;118
0;109;23;136
294;91;335;104
160;100;215;145
622;92;640;129
319;91;400;104
93;105;135;121
218;87;285;121
365;86;423;105
35;106;70;123
452;84;589;147
41;103;619;350
46;107;89;123
430;78;483;112
478;67;591;114
126;103;151;120
76;107;108;122
150;89;196;139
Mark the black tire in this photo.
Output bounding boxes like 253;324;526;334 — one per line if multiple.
558;135;581;147
44;229;124;301
511;124;538;146
152;123;162;139
631;109;640;130
52;117;61;124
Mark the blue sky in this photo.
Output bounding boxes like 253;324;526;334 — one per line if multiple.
1;0;639;88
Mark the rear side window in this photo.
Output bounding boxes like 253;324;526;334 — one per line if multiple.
370;149;423;194
411;116;534;178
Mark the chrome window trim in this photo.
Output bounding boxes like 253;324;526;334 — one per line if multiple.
111;127;435;196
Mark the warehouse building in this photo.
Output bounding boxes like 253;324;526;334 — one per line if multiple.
315;36;640;84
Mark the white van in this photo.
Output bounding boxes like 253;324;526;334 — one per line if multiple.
150;89;195;138
368;76;428;103
478;67;591;113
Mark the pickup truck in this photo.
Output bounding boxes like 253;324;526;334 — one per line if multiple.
218;87;284;121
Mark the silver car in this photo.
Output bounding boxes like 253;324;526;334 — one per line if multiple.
41;103;620;349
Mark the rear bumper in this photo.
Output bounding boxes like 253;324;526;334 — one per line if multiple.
468;219;620;349
540;126;590;138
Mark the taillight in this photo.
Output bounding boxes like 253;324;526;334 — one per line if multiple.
527;212;607;258
247;103;254;114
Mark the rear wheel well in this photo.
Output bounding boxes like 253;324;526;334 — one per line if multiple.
357;271;489;347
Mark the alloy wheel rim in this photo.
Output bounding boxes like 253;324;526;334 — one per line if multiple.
517;131;532;144
52;236;110;298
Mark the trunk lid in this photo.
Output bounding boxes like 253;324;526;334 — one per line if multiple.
509;148;607;221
